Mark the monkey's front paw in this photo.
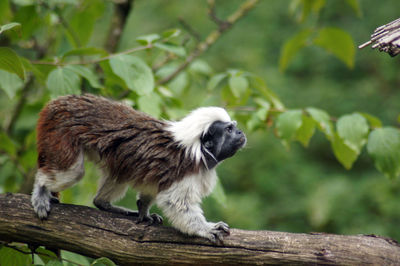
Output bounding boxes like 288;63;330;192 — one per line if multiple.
206;221;230;243
136;213;163;225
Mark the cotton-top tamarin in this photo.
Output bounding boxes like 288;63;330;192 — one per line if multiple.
31;94;246;243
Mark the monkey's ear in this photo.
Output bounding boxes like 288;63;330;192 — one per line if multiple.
204;140;213;149
201;145;218;169
206;124;217;136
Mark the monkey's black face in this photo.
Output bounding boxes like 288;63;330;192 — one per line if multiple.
201;121;246;169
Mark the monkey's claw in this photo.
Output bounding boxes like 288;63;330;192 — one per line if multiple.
136;213;163;225
207;221;230;243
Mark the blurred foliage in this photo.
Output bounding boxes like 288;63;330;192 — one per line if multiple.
1;0;400;263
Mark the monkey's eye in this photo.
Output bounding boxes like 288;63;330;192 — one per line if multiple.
225;125;233;133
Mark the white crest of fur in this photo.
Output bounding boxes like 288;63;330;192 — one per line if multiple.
167;107;232;164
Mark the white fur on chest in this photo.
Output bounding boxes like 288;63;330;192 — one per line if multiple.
156;168;217;205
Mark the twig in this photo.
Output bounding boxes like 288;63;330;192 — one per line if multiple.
157;0;259;85
151;28;191;72
207;0;231;31
151;53;177;72
178;17;201;42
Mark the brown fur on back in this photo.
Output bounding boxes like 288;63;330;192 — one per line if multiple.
36;94;200;192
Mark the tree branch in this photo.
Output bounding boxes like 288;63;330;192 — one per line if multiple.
1;193;399;265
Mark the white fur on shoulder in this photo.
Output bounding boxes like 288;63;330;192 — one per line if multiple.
166;107;231;164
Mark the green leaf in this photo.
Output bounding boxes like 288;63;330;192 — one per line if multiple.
229;74;248;98
0;47;25;80
99;60;126;91
169;72;188;95
296;114;316;147
45;260;63;266
306;107;333;140
154;42;186;57
254;98;270;120
0;22;21;34
162;28;181;39
35;247;58;264
60;250;90;266
367;127;400;179
289;0;326;22
62;47;108;59
331;132;359;169
46;67;81;98
136;33;160;45
20;57;46;83
337;113;369;153
65;65;102;89
279;28;313;72
359;112;382;128
91;257;116;266
313;27;355;68
137;92;162;118
0;69;24;99
189;59;213;75
246;100;270;131
276;110;303;148
207;73;227;91
109;55;154;95
157;86;174;98
210;178;227;207
254;97;271;109
68;1;105;46
0;246;31;265
249;75;284;110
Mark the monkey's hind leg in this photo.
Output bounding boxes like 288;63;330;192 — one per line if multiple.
93;176;138;216
31;152;85;219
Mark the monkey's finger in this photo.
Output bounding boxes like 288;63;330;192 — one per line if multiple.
214;221;230;235
36;206;50;220
210;230;227;244
150;213;163;225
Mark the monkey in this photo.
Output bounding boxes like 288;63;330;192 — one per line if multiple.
31;94;246;243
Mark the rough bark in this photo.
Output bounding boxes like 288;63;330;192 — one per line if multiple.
0;193;399;265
